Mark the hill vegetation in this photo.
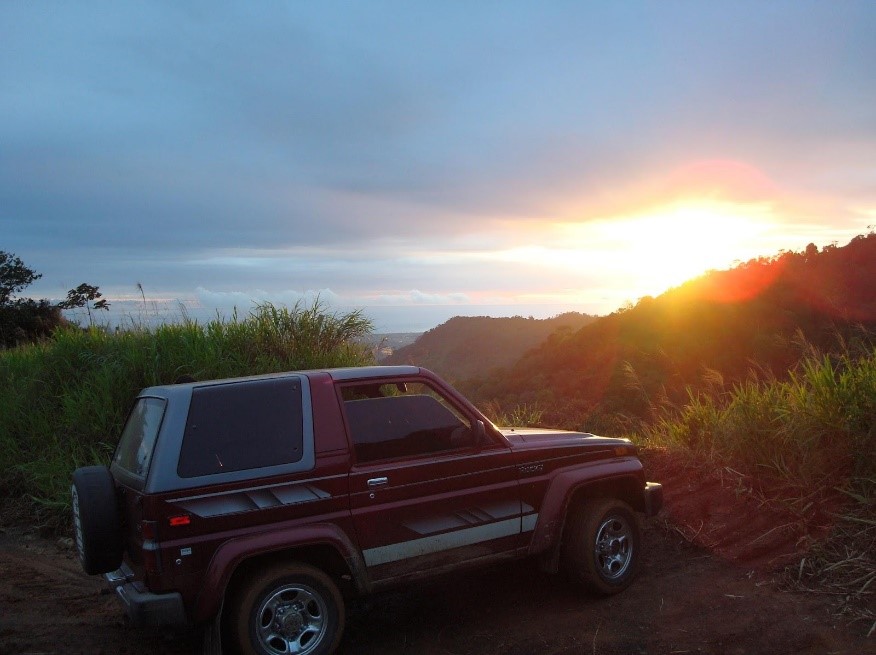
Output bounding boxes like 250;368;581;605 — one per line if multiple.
384;312;595;383
0;250;111;348
464;233;876;433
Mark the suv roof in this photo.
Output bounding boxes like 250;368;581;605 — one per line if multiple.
140;365;422;395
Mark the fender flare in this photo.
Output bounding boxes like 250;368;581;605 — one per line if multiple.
193;522;368;622
528;457;645;558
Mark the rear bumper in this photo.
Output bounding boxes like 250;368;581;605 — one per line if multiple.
105;564;188;627
644;481;663;517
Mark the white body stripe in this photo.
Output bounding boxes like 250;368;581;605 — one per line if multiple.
363;514;539;567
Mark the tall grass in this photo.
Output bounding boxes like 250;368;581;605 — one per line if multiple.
0;302;373;526
643;344;875;627
643;346;876;485
477;400;545;428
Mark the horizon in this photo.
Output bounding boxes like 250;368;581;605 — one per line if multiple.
57;230;869;335
62;301;584;336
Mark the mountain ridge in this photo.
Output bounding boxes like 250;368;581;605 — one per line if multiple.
383;312;596;383
461;232;876;431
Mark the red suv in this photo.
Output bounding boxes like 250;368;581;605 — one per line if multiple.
72;366;662;654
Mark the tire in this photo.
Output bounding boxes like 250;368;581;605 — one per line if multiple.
70;465;124;575
231;563;345;655
562;497;640;595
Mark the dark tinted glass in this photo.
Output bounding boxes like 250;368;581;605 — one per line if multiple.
178;378;304;478
345;393;472;463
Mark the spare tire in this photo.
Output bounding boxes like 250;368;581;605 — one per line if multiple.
71;466;124;575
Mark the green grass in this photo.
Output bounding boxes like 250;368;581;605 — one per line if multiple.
642;346;876;485
480;401;545;428
642;343;875;627
0;302;373;527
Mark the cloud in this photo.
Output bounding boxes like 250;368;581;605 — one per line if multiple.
194;287;340;312
368;290;472;306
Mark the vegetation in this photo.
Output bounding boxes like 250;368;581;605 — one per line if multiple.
0;252;67;348
643;344;875;484
0;250;110;347
0;302;373;528
643;342;874;628
0;251;42;306
465;233;876;434
58;283;110;325
385;312;595;383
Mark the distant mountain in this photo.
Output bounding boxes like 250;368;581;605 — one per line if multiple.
383;313;596;383
463;232;876;431
358;332;422;361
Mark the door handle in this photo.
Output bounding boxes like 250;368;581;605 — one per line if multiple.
367;477;389;487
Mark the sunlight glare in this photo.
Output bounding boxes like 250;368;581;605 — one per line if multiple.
564;201;774;297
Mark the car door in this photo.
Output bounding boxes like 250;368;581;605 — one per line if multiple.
343;379;523;582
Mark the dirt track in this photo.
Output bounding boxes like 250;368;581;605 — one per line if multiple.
2;454;872;655
0;521;869;655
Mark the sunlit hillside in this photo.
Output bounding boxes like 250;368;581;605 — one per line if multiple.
463;232;876;432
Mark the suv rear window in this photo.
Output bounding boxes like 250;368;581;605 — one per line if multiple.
114;397;167;478
177;378;304;478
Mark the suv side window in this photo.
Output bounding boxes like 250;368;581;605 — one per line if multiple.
114;397;166;479
177;378;304;478
342;381;475;463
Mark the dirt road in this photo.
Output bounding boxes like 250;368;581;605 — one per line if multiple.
0;521;868;655
2;453;872;654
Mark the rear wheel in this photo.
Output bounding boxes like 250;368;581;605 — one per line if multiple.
232;563;345;655
562;497;640;595
71;465;123;575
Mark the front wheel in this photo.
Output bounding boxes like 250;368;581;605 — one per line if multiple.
231;563;345;655
562;498;640;595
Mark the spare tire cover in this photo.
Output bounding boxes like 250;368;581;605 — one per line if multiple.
71;465;124;575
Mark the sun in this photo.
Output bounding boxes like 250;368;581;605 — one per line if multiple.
564;200;774;297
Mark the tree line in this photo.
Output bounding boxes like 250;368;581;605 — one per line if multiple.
0;251;109;348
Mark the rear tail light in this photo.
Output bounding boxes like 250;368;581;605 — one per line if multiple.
168;514;191;527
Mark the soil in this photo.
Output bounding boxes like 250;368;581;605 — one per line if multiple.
1;454;872;655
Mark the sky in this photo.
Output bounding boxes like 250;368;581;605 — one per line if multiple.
2;2;874;332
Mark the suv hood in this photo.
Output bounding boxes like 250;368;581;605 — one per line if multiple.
499;427;630;450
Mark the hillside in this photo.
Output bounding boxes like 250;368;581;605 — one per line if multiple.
463;232;876;431
383;312;596;383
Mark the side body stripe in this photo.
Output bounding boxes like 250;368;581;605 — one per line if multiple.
363;513;539;567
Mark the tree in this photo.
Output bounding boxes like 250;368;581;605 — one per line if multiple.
0;251;42;305
0;251;113;346
0;251;64;348
59;283;110;326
